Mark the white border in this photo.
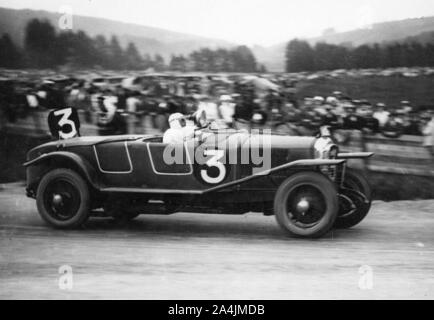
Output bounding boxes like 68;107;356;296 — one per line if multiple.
93;141;133;174
146;143;193;176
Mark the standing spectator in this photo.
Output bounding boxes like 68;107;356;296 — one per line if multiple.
322;105;339;128
233;94;252;131
343;104;365;130
45;82;66;109
334;96;350;119
126;91;143;134
422;111;434;157
36;84;48;109
197;95;219;122
218;95;236;126
26;86;43;134
382;111;404;138
0;80;15;126
265;89;281;113
96;91;126;136
116;87;128;111
283;80;298;107
400;101;413;114
373;103;390;127
404;110;423;136
75;84;92;123
360;105;380;134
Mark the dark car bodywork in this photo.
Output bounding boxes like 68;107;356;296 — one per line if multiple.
25;129;371;218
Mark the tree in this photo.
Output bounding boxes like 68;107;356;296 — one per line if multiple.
0;34;22;68
169;54;188;72
154;54;166;71
231;46;257;72
142;53;154;70
214;49;230;72
314;43;348;70
108;36;125;69
24;19;57;68
350;45;376;69
125;42;143;69
258;64;267;73
188;46;257;72
285;39;315;72
93;35;111;68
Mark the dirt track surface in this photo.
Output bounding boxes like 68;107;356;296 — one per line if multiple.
0;183;433;300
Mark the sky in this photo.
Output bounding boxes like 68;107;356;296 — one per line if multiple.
1;0;434;46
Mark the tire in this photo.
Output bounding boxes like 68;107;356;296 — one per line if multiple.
274;172;339;238
36;168;91;229
335;169;372;229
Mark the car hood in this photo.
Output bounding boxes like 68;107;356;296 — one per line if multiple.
203;130;316;149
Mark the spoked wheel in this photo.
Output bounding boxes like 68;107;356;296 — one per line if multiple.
335;169;372;229
36;169;90;229
274;172;338;238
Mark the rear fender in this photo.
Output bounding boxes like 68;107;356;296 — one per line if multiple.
24;152;101;193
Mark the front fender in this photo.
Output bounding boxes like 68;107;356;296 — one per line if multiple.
24;151;101;192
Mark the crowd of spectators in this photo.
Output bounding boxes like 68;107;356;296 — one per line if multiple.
0;73;433;152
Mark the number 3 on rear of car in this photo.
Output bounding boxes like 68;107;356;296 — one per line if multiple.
48;107;80;139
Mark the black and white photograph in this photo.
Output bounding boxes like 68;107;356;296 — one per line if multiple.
0;0;433;302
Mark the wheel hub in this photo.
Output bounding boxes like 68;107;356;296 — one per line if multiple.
296;198;310;214
286;185;326;228
52;194;64;208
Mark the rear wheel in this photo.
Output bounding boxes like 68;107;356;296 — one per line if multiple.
335;169;372;229
36;169;90;229
274;172;338;238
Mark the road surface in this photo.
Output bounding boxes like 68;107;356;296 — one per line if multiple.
0;182;433;299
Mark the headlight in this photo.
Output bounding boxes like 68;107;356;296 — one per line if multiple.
314;138;339;159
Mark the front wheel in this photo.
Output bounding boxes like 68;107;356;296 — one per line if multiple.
36;169;90;229
335;169;372;229
274;172;339;238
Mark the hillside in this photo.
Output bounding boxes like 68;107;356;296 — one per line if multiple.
0;7;235;61
254;16;434;72
400;31;434;44
2;7;434;72
310;16;434;46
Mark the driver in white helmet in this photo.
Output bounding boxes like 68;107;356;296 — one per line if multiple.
163;113;195;144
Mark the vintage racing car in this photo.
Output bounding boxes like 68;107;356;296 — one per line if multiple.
24;108;374;238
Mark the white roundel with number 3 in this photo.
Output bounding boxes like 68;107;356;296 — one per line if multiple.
200;149;226;184
54;108;77;139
